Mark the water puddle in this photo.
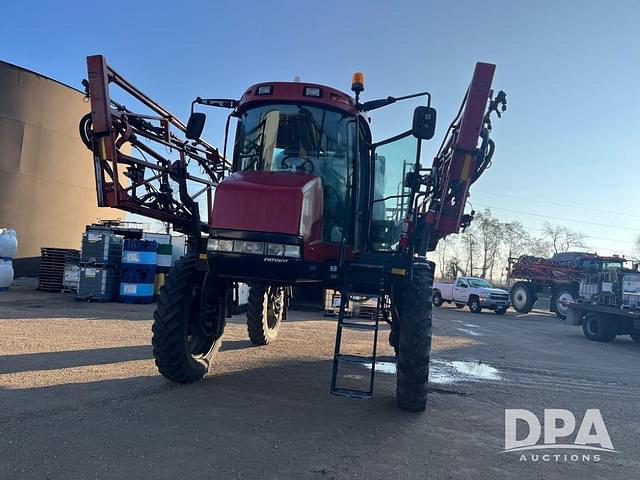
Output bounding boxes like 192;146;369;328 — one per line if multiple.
363;359;503;384
363;361;396;374
437;360;502;382
457;327;482;337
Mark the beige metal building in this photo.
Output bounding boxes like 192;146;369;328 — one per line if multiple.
0;60;122;275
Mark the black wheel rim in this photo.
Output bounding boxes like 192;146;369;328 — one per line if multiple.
186;286;217;358
585;317;599;336
266;287;283;329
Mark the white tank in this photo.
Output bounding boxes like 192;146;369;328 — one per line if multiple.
0;258;14;290
0;228;18;259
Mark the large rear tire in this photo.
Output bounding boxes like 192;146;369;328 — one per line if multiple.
151;254;225;383
511;281;535;313
247;284;286;345
395;262;433;412
582;312;616;342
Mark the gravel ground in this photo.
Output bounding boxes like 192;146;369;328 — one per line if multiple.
1;280;638;479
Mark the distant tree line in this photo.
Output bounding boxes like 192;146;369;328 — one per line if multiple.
432;208;587;282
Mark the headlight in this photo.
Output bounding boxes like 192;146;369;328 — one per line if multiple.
266;243;285;256
208;238;233;252
233;241;265;255
284;245;301;258
207;238;301;258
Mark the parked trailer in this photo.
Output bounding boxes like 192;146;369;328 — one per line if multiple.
566;301;640;343
565;269;640;342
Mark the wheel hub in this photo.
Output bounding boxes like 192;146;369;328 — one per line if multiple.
512;287;527;309
556;292;574;316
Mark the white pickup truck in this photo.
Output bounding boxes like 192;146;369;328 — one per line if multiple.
432;277;510;314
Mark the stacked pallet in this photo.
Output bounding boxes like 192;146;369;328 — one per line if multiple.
38;248;80;292
76;231;123;301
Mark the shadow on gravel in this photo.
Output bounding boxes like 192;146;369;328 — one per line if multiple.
220;339;254;352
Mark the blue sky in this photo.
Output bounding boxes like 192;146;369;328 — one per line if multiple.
1;0;638;255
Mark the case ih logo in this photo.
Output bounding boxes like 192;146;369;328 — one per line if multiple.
264;257;289;263
502;409;617;462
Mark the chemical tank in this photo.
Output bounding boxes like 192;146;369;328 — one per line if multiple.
0;228;18;258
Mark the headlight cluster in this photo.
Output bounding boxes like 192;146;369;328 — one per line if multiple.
207;238;301;258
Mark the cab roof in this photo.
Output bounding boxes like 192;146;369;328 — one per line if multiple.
237;81;358;116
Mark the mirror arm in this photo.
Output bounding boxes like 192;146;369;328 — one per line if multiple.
195;97;239;109
359;91;432;112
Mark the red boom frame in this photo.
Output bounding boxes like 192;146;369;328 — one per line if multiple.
422;62;498;250
83;55;228;231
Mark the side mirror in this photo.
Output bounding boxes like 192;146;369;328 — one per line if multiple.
412;106;437;140
186;112;206;140
404;171;420;191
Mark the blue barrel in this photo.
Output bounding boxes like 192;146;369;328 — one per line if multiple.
121;239;158;266
120;240;157;304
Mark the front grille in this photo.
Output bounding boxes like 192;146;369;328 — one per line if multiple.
490;293;509;300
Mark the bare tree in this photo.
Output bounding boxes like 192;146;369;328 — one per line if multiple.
460;230;479;276
633;234;640;261
502;221;528;262
526;235;552;258
475;209;502;278
445;256;464;279
542;222;586;254
434;237;450;279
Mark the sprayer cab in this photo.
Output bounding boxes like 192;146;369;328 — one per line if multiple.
190;78;438;286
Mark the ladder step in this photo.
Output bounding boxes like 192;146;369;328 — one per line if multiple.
344;292;381;298
340;321;378;331
331;387;372;400
336;354;374;364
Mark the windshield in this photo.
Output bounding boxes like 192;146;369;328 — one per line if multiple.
602;261;623;270
234;104;356;242
467;278;493;288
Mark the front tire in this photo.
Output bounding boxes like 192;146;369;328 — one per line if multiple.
629;330;640;343
582;312;616;342
469;296;482;314
152;254;225;383
395;262;433;412
247;284;286;345
511;281;535;313
495;306;507;315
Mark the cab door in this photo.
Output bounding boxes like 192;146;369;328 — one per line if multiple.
368;133;419;252
453;279;469;303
